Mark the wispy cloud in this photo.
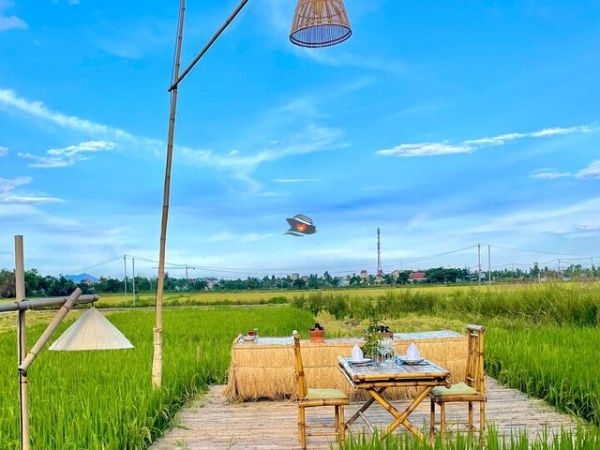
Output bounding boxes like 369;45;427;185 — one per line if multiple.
0;89;132;139
18;140;116;168
0;145;7;156
272;178;318;184
206;231;273;243
531;160;600;181
179;124;343;190
377;124;598;158
94;18;172;59
531;168;572;180
0;176;63;204
0;0;27;31
471;196;600;235
378;142;470;157
576;160;600;180
0;88;344;190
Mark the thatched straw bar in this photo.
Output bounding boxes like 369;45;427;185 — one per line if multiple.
225;331;467;402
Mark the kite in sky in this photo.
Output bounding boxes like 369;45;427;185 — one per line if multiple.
285;214;316;237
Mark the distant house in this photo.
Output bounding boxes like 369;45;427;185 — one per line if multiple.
391;270;401;279
409;272;427;283
205;278;219;290
289;273;300;281
360;270;369;280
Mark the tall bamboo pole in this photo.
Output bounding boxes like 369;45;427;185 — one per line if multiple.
152;0;186;389
15;235;30;450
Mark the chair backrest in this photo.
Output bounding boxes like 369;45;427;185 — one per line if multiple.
465;325;486;393
292;330;308;398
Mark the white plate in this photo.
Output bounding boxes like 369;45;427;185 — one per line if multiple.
397;356;424;365
349;358;372;365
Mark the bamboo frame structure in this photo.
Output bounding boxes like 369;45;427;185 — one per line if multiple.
5;236;99;450
429;325;487;445
152;0;351;389
152;0;251;390
293;331;348;450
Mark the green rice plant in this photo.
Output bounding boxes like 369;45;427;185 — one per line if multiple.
0;305;313;449
338;427;600;450
293;283;600;327
486;324;600;425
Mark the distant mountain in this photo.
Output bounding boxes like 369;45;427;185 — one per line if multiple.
64;273;98;283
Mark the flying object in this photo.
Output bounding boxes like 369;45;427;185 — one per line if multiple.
285;214;316;237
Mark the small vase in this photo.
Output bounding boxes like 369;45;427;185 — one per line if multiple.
309;329;326;343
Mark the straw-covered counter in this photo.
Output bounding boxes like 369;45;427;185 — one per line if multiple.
225;330;467;401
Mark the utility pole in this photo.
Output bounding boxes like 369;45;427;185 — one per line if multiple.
477;243;481;286
376;228;382;277
132;257;136;306
558;258;561;280
487;245;492;286
123;255;127;295
185;264;189;282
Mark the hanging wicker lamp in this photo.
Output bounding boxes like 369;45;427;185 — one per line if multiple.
290;0;352;48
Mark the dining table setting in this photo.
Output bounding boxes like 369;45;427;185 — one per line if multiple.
338;341;451;439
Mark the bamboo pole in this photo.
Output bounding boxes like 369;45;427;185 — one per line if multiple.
152;0;186;390
0;295;97;313
153;0;253;389
15;236;29;450
19;288;83;372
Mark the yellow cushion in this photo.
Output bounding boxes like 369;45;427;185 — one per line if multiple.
431;382;479;397
306;388;348;400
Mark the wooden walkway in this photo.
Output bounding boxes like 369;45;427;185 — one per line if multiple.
151;378;576;450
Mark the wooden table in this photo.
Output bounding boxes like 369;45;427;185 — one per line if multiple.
338;357;450;439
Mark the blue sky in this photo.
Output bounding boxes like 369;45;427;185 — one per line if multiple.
1;0;600;278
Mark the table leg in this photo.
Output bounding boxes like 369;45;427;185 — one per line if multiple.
345;387;386;429
368;386;434;439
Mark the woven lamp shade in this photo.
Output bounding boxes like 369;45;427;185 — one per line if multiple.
290;0;352;48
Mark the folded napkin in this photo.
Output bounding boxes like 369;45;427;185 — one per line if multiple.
406;342;420;360
351;344;364;361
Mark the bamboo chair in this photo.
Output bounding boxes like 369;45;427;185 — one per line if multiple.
429;325;487;444
292;330;348;449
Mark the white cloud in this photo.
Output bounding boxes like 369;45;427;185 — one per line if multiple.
0;89;132;139
0;1;27;31
0;176;63;204
377;142;471;157
531;168;572;180
19;140;115;168
179;124;343;183
377;124;599;158
272;178;318;184
0;88;343;189
576;160;600;180
0;145;7;156
470;197;600;235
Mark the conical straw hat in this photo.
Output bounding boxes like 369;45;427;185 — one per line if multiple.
290;0;352;48
49;307;134;351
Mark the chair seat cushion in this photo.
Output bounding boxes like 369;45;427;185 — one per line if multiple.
431;382;479;398
306;388;348;400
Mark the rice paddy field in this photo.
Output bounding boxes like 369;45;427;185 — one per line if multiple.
0;306;313;449
0;283;599;449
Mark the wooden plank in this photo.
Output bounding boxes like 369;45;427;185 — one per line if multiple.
151;378;577;450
